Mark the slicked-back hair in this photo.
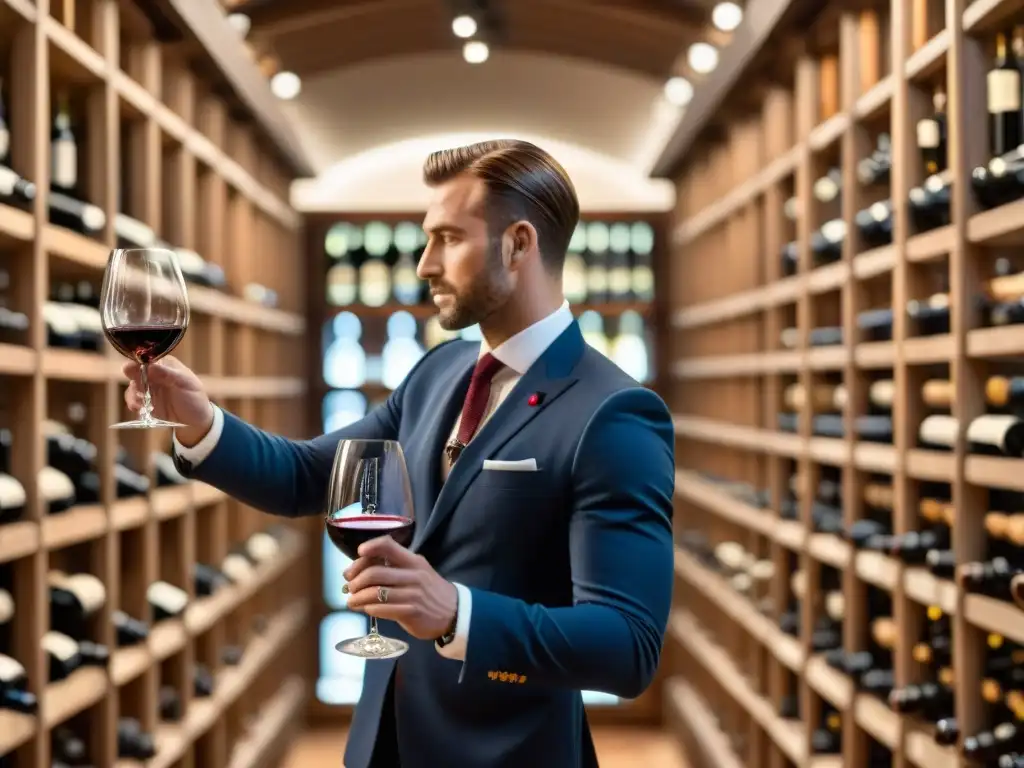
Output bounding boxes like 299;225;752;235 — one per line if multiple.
422;139;580;272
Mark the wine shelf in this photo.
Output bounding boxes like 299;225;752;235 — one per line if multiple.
663;0;1024;764
0;0;313;766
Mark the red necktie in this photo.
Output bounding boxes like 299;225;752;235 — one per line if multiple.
445;352;505;466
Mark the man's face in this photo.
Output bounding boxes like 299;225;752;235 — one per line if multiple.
418;174;514;330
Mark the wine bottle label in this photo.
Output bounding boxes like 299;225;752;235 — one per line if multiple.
869;380;895;407
0;653;24;682
920;415;958;445
0;473;26;509
43;302;80;336
246;533;279;562
916;118;940;149
327;264;357;306
222;554;255;582
631;266;654;298
148;581;188;614
359;261;391;307
52;139;77;189
64;573;106;614
967;414;1019;449
608;267;632;295
0;165;16;197
43;631;79;661
586;267;608;293
988;69;1022;113
0;588;13;624
38;466;75;502
813;176;839;202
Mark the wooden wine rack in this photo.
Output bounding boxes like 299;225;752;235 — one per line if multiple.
658;0;1024;765
0;0;314;766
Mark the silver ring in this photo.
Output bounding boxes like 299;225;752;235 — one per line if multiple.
378;586;389;604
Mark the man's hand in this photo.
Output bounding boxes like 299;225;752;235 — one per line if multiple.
343;536;457;641
122;356;213;446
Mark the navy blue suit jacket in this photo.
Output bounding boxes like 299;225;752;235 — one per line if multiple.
175;320;676;768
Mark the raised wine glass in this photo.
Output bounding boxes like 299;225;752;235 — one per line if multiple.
325;439;415;659
100;247;190;429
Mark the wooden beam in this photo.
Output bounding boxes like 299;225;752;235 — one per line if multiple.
650;0;824;178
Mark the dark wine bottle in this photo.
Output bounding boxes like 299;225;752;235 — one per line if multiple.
117;717;156;760
857;133;893;186
148;581;188;622
988;32;1023;158
854;200;893;247
0;653;38;714
40;466;76;515
0;429;26;525
52;725;89;765
51;91;77;194
918;86;948;176
966;413;1024;455
0;165;36;209
48;191;105;237
43;630;82;682
193;563;227;598
49;571;105;639
158;685;182;722
919;414;958;449
112;609;149;647
194;663;214;697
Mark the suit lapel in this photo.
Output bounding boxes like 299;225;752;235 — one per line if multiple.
411;321;585;552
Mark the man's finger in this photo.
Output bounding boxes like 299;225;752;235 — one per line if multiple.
344;565;419;596
346;586;418;611
357;534;417;564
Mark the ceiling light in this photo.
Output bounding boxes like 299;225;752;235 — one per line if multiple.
452;15;477;38
664;77;694;106
711;2;743;31
688;42;719;74
226;13;251;37
463;40;489;64
270;71;301;100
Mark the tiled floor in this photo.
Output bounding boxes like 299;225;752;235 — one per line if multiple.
282;725;688;767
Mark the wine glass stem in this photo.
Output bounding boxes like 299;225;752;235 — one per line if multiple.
368;556;389;638
139;363;155;423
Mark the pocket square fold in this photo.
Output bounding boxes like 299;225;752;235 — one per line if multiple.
482;458;538;472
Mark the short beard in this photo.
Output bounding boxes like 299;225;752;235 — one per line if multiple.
436;235;513;331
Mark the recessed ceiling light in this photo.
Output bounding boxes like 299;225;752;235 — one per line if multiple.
271;71;301;100
463;40;489;64
226;13;251;37
688;42;719;74
664;77;694;106
712;2;743;32
452;15;477;38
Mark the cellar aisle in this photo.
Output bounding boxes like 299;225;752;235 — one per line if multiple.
282;725;690;767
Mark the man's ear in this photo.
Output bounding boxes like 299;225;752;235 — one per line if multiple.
504;221;539;268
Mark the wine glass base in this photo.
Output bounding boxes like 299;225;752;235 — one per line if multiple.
335;633;408;659
110;418;188;430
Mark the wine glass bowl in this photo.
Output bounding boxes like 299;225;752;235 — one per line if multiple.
100;247;189;430
325;439;415;659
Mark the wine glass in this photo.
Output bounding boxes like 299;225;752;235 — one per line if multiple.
100;247;190;429
325;439;415;659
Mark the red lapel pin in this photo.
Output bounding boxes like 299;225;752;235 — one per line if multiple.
528;392;544;407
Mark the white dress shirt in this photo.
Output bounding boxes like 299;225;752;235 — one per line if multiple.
173;300;574;662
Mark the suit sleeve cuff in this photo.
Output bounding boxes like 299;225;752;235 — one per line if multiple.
435;582;472;661
172;404;223;467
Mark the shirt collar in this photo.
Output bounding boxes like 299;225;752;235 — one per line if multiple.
479;300;573;375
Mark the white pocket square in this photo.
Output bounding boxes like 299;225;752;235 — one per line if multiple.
482;458;538;472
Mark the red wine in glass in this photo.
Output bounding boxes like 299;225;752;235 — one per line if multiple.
325;440;415;660
100;247;190;430
104;325;185;365
326;515;414;561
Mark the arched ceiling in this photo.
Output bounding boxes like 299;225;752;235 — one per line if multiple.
228;0;726;80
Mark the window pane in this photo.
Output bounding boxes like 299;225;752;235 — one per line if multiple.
317;612;369;705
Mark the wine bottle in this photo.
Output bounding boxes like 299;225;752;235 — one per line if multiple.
117;717;156;760
857;133;893;187
158;685;182;722
909;173;952;231
246;531;280;563
242;282;279;308
630;222;654;302
51;90;77;194
0;429;25;525
114;211;157;249
52;725;89;765
854;200;893;248
959;557;1021;600
918;86;948;176
808;326;843;346
43;301;84;348
0;654;38;713
40;466;76;514
148;581;188;622
988;32;1023;158
0;165;36;209
221;550;256;583
919;414;958;449
193;563;227;597
0;265;30;347
43;630;82;682
112;609;149;647
194;663;214;697
809;219;845;264
966;413;1024;455
607;224;633;302
49;571;105;639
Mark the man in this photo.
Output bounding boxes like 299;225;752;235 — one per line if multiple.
122;139;676;768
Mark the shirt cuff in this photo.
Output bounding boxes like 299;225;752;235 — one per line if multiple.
172;404;223;467
435;582;472;661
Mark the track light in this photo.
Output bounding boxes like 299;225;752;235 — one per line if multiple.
452;15;477;38
664;77;694;107
711;2;743;31
463;40;489;64
270;71;301;100
688;42;719;74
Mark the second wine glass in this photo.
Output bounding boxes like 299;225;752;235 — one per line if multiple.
100;247;190;430
325;439;415;659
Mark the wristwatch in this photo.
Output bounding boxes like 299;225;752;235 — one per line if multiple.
436;588;460;647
